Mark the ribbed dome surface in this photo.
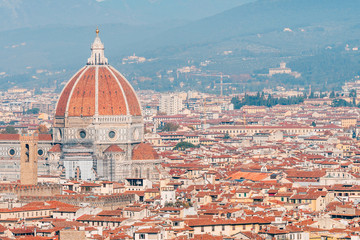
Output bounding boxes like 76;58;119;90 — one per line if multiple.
55;65;141;117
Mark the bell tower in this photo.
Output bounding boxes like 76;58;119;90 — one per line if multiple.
20;134;38;185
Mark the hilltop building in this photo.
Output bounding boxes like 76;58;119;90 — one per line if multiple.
268;62;301;78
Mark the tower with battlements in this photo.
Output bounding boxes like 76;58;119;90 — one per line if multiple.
20;134;38;185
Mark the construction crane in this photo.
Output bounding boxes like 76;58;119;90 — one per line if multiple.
191;72;230;96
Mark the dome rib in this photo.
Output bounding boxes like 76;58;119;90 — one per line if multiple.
98;66;127;115
68;67;96;117
108;66;142;116
107;65;130;115
55;67;86;117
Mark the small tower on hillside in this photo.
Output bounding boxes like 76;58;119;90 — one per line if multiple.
20;134;39;185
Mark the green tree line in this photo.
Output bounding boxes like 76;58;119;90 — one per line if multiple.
231;92;305;109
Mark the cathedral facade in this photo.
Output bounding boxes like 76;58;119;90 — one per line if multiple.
0;30;161;182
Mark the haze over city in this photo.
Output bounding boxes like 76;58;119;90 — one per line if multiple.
1;0;360;239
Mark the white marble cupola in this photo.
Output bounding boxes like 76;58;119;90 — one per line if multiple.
87;28;108;65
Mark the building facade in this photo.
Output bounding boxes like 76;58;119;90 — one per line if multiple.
159;94;183;115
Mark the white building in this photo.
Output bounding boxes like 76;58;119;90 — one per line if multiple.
159;94;183;115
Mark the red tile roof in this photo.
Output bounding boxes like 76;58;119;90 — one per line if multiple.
104;145;124;153
48;144;61;153
132;142;159;160
0;134;19;141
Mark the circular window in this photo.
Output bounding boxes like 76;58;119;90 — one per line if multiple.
8;149;15;157
79;130;86;139
38;149;44;156
109;131;116;139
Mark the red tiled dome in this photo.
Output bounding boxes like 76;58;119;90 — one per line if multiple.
55;65;141;117
132;143;159;160
55;30;141;118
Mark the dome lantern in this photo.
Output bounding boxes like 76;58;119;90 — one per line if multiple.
87;28;108;65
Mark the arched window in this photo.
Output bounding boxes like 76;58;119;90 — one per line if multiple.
135;168;139;178
25;144;30;162
147;168;150;179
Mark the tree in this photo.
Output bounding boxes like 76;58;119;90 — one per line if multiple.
329;91;335;98
224;133;231;139
173;141;197;150
162;122;179;132
309;92;315;99
1;126;18;134
311;121;316;127
231;94;304;109
37;124;49;134
332;99;352;107
350;89;357;98
25;108;40;115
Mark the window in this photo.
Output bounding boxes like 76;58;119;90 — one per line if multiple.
79;130;86;139
38;149;44;156
25;144;30;162
109;131;116;139
8;148;16;157
212;226;215;231
222;225;225;231
201;226;204;232
139;233;146;239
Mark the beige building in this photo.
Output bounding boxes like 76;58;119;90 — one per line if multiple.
341;117;357;128
209;125;313;137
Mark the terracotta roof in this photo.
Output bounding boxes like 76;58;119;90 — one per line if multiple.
104;145;124;153
77;214;127;222
135;227;160;233
0;134;19;141
48;144;61;152
132;142;159;160
0;134;51;141
285;170;326;178
38;134;52;141
187;217;270;227
228;171;269;182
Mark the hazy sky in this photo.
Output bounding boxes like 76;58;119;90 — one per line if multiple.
0;0;254;31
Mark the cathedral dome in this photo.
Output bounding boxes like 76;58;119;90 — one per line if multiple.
55;29;141;118
132;143;159;160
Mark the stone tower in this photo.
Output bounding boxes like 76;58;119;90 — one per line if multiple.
20;134;39;185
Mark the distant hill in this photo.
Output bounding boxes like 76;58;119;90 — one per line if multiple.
145;0;360;52
1;0;360;92
0;0;251;31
